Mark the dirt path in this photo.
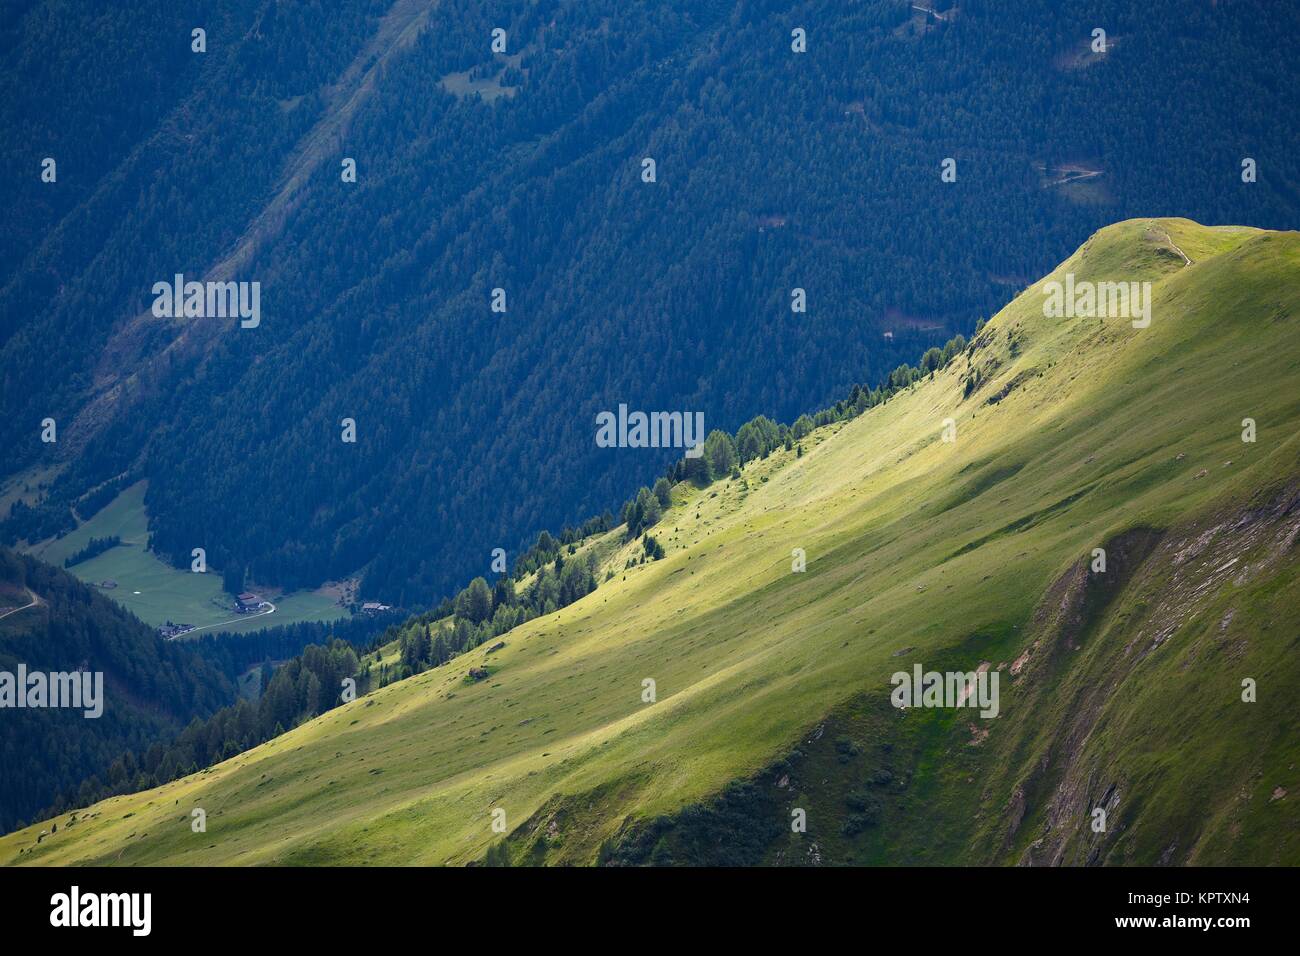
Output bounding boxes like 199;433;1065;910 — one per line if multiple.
1164;233;1193;266
1147;222;1193;266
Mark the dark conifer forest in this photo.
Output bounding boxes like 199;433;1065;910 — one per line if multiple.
3;0;1297;607
0;550;232;833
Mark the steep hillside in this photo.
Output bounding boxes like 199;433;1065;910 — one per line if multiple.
5;0;1299;607
4;219;1298;865
0;549;233;834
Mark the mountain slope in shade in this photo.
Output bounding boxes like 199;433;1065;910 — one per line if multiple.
0;549;232;835
4;219;1297;865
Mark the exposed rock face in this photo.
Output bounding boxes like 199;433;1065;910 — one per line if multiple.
1003;482;1300;866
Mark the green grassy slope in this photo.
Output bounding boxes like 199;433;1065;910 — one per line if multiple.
5;218;1297;866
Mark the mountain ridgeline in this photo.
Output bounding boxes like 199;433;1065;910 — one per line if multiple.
3;0;1299;609
5;219;1297;866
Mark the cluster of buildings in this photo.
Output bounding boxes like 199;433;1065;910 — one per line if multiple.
152;591;383;641
236;592;268;613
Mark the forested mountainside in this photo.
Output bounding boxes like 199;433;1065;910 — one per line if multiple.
0;549;232;834
7;220;1297;866
4;1;1299;607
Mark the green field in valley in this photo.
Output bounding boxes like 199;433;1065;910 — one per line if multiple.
5;219;1297;866
25;482;346;635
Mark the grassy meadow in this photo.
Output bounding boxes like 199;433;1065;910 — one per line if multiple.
25;482;345;634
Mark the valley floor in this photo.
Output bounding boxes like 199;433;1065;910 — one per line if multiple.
23;482;345;635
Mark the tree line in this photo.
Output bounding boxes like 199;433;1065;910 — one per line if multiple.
62;535;121;568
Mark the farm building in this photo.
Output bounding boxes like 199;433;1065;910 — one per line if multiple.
236;592;265;611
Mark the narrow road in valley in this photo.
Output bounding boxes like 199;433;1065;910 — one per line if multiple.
912;4;947;19
0;589;41;622
164;601;277;640
1044;169;1102;188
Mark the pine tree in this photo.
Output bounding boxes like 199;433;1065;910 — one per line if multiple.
653;477;673;509
456;577;494;624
